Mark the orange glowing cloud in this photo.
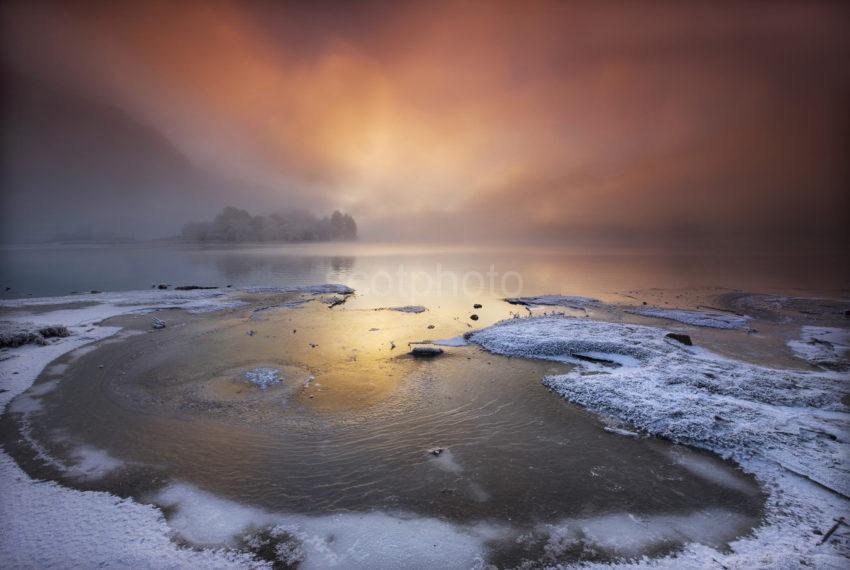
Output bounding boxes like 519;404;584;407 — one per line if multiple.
2;0;848;248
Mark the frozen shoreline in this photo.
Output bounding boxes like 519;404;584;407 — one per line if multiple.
470;315;850;568
1;288;848;568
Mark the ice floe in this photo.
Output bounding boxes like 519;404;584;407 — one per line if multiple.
506;295;600;308
788;326;850;371
626;306;751;329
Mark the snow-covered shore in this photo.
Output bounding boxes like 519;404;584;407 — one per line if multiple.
470;315;850;568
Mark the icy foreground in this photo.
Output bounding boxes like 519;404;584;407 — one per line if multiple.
1;287;847;568
471;315;850;567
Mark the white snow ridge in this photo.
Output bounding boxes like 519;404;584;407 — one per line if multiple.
470;315;850;568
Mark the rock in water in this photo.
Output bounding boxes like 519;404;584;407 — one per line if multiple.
410;346;444;357
174;285;218;291
665;332;692;345
38;325;70;338
152;318;166;330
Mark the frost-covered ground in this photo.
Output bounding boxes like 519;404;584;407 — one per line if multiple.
2;287;848;568
470;315;850;568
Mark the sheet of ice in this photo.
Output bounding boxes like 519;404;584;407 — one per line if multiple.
69;445;125;479
244;367;283;390
431;335;469;347
382;305;427;313
788;326;850;370
470;315;850;567
626;306;751;329
505;295;600;308
155;482;504;570
536;509;752;559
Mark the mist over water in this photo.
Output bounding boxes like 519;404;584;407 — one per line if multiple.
1;243;847;301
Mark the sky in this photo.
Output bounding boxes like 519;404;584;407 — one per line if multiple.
1;0;848;250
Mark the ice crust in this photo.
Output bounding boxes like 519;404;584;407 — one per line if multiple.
470;314;850;567
626;307;751;329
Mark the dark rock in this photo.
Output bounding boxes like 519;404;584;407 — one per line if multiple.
38;325;70;339
430;448;444;456
473;303;483;309
410;346;444;357
174;285;218;291
157;284;169;290
152;317;167;329
427;324;435;329
325;295;349;308
665;332;692;346
90;290;102;294
470;314;479;321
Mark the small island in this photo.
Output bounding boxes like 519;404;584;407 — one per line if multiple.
180;207;357;243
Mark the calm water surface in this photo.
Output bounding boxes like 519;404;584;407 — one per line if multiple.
1;242;847;301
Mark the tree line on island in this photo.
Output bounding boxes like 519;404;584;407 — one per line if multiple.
181;207;357;242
